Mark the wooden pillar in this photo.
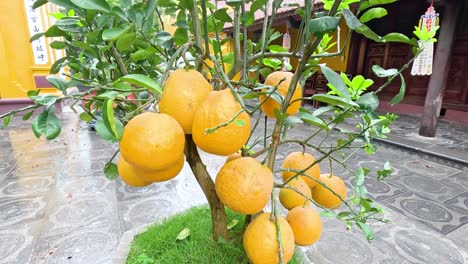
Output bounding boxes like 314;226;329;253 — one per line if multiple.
418;0;462;137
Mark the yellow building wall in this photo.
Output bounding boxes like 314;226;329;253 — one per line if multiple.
0;1;62;99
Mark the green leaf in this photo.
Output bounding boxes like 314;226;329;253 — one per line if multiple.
104;162;119;180
342;9;384;43
357;221;374;241
131;50;151;62
32;109;61;140
308;16;340;37
30;33;45;42
50;57;67;74
145;0;157;17
173;28;189;46
95;117;123;142
372;65;397;77
2;114;13;128
79;112;93;122
178;0;194;9
250;0;268;13
356;92;379;112
155;31;174;49
383;33;413;45
157;0;177;7
45;25;68;38
320;211;336;218
69;0;111;13
48;0;80;10
46;76;69;93
227;219;239;230
102;99;121;140
360;0;397;10
116;33;136;51
320;65;350;99
268;45;288;53
102;26;131;41
33;0;49;9
213;8;232;23
389;74;406;105
176;228;190;241
355;167;366;186
30;95;58;106
298;110;330;131
119;74;162;94
312;105;335;117
262;58;282;70
359;7;387;23
22;111;34;121
311;94;358;108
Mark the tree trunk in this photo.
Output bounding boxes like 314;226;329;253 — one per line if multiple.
418;0;462;137
184;134;229;241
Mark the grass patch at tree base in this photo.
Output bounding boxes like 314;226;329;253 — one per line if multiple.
126;206;303;264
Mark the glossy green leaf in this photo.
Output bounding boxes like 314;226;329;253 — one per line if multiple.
69;0;111;13
32;109;62;140
268;45;288;53
50;57;67;74
298;110;329;131
157;0;177;7
145;0;157;17
359;7;387;23
46;76;69;93
2;114;13;128
360;0;397;10
33;0;49;9
389;74;406;105
116;33;136;51
383;33;414;45
342;9;384;43
95;116;123;142
320;211;336;218
30;95;58;106
250;0;268;13
102;26;131;41
131;50;151;62
357;221;374;241
30;33;45;42
372;65;397;77
312;105;335;117
48;0;80;10
155;31;174;49
309;16;340;37
227;219;239;230
173;27;188;46
176;228;191;241
357;92;379;112
22;111;34;121
320;65;350;99
104;162;119;180
79;112;93;122
102;99;120;140
213;8;232;23
119;74;162;94
311;94;358;108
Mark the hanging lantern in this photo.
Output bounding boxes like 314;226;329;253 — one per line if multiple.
411;4;439;76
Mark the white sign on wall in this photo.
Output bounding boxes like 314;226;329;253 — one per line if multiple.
24;0;49;65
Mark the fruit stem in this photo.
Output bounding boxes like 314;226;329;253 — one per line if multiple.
184;135;230;241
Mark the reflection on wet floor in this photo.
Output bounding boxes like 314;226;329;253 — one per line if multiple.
0;112;467;264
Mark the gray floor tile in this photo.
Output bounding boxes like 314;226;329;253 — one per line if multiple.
394;158;461;179
0;195;50;228
444;191;468;215
0;221;41;264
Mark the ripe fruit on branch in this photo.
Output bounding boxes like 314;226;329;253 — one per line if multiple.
215;157;273;215
119;112;185;171
282;152;321;188
287;206;322;246
279;177;312;210
135;155;185;182
243;213;295;264
192;89;250;156
259;71;302;119
159;69;212;134
312;174;347;209
117;157;151;187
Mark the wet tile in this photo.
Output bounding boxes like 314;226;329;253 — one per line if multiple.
373;221;465;264
394;158;460;179
55;176;114;199
61;159;107;177
31;220;120;264
447;223;468;261
0;221;41;264
447;171;468;189
0;195;49;228
383;192;468;234
116;178;176;202
390;174;465;202
118;195;185;232
0;175;55;199
444;191;468;215
41;193;118;236
349;177;406;202
171;166;207;209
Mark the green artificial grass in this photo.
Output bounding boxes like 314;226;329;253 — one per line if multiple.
126;206;303;264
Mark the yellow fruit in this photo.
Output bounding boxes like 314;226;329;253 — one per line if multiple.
259;71;302;118
243;213;295;264
215;157;273;214
134;155;185;183
282;152;320;188
119;112;185;171
286;206;322;246
192;89;251;156
279;177;311;210
312;174;347;209
117;157;151;187
159;69;212;134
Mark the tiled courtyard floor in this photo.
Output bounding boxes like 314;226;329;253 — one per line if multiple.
0;111;467;263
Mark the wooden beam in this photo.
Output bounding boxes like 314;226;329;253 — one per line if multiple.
418;0;463;137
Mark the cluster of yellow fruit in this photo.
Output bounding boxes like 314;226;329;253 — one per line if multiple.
117;69;251;186
116;69;348;264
